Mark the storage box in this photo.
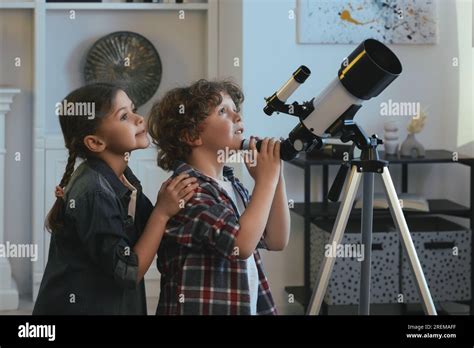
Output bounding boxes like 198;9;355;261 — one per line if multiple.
401;217;471;303
310;218;399;305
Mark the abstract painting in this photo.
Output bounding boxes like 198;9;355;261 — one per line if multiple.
297;0;438;44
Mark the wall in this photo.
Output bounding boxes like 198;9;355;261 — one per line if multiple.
44;10;207;135
0;0;243;299
0;9;34;297
242;0;473;313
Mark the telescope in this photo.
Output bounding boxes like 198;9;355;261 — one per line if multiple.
242;39;438;316
241;38;403;161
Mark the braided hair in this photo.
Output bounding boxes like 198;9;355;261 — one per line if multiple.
45;83;124;232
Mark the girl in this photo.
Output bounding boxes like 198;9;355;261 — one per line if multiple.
33;83;198;315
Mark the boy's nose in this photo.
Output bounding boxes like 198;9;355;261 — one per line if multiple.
233;111;242;123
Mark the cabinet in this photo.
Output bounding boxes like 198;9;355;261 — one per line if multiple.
285;150;474;314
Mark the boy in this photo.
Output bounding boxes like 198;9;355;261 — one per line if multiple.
148;79;290;315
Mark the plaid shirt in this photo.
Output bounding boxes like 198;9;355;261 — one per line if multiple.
156;161;277;315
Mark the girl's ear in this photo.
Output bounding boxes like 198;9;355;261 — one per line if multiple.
83;135;106;153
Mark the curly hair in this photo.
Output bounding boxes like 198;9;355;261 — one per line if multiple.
148;79;244;171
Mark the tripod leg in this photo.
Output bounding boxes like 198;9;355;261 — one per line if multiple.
307;166;362;315
380;169;437;315
359;172;374;315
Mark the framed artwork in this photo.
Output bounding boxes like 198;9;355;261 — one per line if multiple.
297;0;438;44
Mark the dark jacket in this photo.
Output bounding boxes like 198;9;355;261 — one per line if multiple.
33;157;154;315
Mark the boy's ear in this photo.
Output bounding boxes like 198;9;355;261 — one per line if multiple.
83;135;107;153
180;131;202;147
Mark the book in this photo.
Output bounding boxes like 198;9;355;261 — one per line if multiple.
354;193;430;212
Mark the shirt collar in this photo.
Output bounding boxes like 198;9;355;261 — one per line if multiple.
173;161;250;217
86;157;142;198
173;160;236;183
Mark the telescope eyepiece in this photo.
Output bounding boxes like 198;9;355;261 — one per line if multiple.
293;65;311;83
264;65;312;116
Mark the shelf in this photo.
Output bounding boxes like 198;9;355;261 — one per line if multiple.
0;1;209;10
45;2;208;10
291;199;471;221
285;286;308;308
0;2;35;9
284;286;453;313
289;149;474;168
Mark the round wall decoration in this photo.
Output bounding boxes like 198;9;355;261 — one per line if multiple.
84;31;162;107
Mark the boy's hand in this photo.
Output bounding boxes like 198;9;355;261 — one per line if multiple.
245;137;281;187
154;173;198;221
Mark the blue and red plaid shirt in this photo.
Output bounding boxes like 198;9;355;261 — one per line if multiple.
156;161;277;315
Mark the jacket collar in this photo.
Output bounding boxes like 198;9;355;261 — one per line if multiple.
86;157;142;198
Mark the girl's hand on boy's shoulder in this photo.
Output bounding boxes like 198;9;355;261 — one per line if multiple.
154;173;198;221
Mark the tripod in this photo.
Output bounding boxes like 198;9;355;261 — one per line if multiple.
306;122;437;315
